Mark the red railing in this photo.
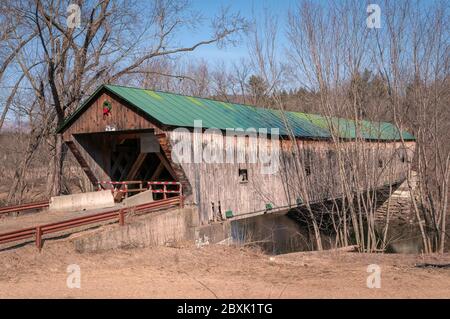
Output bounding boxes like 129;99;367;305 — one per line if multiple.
97;180;182;200
147;181;182;200
0;196;183;251
0;200;49;216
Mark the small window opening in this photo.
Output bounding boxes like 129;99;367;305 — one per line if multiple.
327;150;335;160
239;168;248;183
305;163;311;176
378;159;384;168
399;150;407;163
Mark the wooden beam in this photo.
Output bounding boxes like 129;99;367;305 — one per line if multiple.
150;162;165;180
112;153;147;202
126;153;147;180
110;151;133;180
156;151;177;180
156;133;192;196
65;141;98;186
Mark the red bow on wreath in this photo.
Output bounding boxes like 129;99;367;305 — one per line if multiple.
103;101;112;117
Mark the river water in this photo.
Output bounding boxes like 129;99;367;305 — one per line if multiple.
230;212;330;255
230;212;447;255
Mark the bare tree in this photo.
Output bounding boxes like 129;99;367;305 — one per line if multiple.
374;0;450;253
0;0;247;203
284;0;449;253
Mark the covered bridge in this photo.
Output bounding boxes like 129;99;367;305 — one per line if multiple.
57;84;416;224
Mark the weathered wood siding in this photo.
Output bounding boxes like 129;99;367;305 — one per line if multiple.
62;91;162;140
168;130;415;224
169;130;287;224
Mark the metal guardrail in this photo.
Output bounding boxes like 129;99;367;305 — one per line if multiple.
0;196;183;251
0;200;49;216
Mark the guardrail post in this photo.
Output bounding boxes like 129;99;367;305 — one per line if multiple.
35;226;42;251
179;183;183;208
119;209;125;226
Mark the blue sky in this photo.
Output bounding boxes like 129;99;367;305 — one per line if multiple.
182;0;297;63
173;0;439;65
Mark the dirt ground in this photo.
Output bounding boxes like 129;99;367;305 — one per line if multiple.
0;239;449;299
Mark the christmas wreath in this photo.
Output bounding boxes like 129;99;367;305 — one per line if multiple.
102;100;112;116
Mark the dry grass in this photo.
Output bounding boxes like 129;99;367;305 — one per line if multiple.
0;240;449;298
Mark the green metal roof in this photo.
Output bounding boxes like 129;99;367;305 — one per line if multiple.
58;84;415;141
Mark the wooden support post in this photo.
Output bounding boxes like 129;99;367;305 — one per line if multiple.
35;226;42;251
179;184;184;208
119;209;125;226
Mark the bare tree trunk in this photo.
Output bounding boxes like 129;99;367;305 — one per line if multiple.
46;133;64;196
